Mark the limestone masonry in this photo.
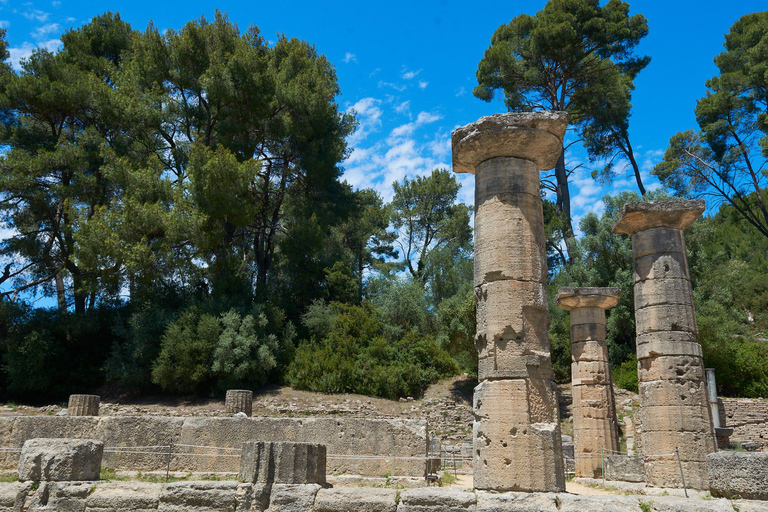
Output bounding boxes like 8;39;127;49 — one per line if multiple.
452;111;568;492
555;287;621;478
613;200;716;490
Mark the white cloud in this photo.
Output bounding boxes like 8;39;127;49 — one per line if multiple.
8;39;61;70
377;80;406;92
401;68;420;80
455;86;466;97
346;97;382;146
343;52;357;64
418;80;428;90
394;101;410;115
22;9;49;22
0;20;8;28
32;22;59;40
51;0;61;6
389;111;442;141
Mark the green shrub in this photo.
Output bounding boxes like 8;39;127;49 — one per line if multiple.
613;353;639;393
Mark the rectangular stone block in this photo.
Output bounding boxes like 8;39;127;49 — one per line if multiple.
633;251;690;283
397;487;477;512
0;481;33;511
572;384;612;404
315;487;397;512
604;455;645;483
634;303;698;336
473;379;564;492
571;341;609;362
638;354;706;382
570;323;606;343
85;482;162;511
634;278;694;309
639;379;710;408
640;405;714;435
708;452;768;500
569;308;606;326
157;481;239;512
19;438;103;482
266;484;320;512
631;227;685;259
640;429;716;461
636;338;702;359
477;353;554;381
644;459;709;490
240;441;326;485
571;361;610;383
27;481;92;512
474;194;546;285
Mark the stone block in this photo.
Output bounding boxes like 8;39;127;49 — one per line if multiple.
636;339;703;359
571;341;608;362
473;155;541;200
708;452;768;500
634;303;698;336
640;405;714;436
604;455;645;482
0;481;33;512
570;323;607;343
19;438;103;482
225;390;253;417
644;495;734;512
474;195;546;285
68;395;100;417
638;355;706;382
644;458;709;490
475;491;559;511
27;482;93;512
265;484;320;512
474;379;564;491
85;482;162;511
397;487;476;512
639;380;710;408
556;494;641;512
452;111;569;174
315;487;397;512
634;251;690;283
571;361;610;384
240;441;326;485
634;278;694;309
736;502;768;512
96;416;183;472
157;481;239;512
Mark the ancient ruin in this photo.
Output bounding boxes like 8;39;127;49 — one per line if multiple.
555;286;621;478
613;200;716;490
452;111;568;492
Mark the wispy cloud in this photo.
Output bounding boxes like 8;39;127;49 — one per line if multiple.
455;86;466;97
22;9;49;22
401;68;421;80
346;97;383;146
378;80;406;92
418;81;428;90
389;111;442;140
32;22;59;40
394;101;410;116
8;39;61;70
51;0;61;6
0;20;8;28
343;52;357;64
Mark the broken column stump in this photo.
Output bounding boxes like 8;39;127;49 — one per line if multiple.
18;438;103;482
240;441;326;484
225;389;253;417
452;111;568;492
555;287;622;478
613;200;716;490
67;394;100;416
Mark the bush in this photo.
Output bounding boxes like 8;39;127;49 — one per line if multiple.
613;353;639;393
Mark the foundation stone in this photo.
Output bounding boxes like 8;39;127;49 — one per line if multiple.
19;438;103;482
453;111;568;492
708;452;768;500
555;287;621;478
613;200;716;490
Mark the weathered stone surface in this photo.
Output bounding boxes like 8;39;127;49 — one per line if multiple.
96;416;183;472
636;339;703;360
27;481;93;512
612;200;705;235
158;481;239;512
240;441;326;485
68;395;100;417
736;501;768;512
265;484;320;512
314;487;397;512
225;390;253;417
475;491;559;512
634;304;698;336
634;278;694;309
554;288;620;311
604;455;645;483
19;438;103;482
85;482;162;511
0;481;33;512
557;494;641;512
474;380;564;492
634;252;691;283
648;495;735;512
644;459;709;490
638;355;706;381
640;406;715;436
708;452;768;500
452;111;568;173
639;380;710;408
397;487;476;512
571;341;609;362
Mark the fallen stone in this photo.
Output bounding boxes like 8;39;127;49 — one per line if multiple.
708;452;768;500
27;481;93;512
0;481;33;512
19;438;103;482
604;455;645;483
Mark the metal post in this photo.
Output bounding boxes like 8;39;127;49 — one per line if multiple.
675;447;688;498
601;447;605;487
166;442;173;483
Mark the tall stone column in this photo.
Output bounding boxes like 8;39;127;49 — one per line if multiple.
452;112;568;492
555;287;621;478
612;200;716;490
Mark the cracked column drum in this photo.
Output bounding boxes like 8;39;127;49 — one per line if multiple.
452;111;568;492
613;200;716;490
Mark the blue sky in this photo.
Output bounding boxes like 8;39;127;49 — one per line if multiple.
2;0;767;230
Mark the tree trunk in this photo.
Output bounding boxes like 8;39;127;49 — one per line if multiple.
554;149;577;263
55;272;67;313
625;141;646;196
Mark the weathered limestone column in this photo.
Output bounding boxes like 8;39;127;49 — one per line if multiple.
452;111;568;492
67;394;100;416
612;200;716;489
555;287;621;478
225;389;253;416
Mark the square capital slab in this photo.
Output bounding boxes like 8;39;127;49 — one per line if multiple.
612;200;705;235
554;287;621;311
452;111;568;173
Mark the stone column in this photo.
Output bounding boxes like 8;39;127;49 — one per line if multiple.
68;394;100;416
612;200;715;489
225;389;253;416
555;287;621;478
452;111;568;492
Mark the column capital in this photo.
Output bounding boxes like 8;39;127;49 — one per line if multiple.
554;287;621;311
451;111;568;174
612;200;705;235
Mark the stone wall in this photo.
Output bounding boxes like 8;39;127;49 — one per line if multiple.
721;398;768;447
0;416;427;477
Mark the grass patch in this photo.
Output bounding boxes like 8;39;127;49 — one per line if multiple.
440;472;457;486
0;474;18;483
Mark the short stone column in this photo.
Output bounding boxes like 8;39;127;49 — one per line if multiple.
67;394;100;416
240;441;326;484
225;389;253;416
613;200;716;489
452;111;568;492
555;287;621;478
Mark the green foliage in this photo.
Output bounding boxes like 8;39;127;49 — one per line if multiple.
613;353;639;393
